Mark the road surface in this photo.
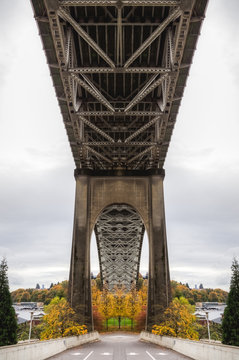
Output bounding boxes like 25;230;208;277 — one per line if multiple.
47;333;193;360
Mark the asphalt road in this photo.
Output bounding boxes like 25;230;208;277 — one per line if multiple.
47;333;193;360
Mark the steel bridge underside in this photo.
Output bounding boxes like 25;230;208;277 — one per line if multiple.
95;204;144;291
31;0;207;172
31;0;208;324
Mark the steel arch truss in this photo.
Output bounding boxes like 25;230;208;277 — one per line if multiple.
31;0;208;171
95;204;144;290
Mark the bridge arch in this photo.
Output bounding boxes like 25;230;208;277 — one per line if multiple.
94;203;145;291
68;172;171;331
30;0;208;335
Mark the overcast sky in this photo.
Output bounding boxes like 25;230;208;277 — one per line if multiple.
0;0;238;291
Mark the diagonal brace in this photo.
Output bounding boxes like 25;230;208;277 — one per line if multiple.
71;73;115;112
78;114;115;143
125;73;168;112
58;8;115;68
124;7;182;68
84;145;112;164
125;115;161;143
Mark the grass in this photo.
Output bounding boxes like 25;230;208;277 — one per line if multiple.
103;317;135;331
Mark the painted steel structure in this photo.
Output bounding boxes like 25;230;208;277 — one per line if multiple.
95;204;144;291
31;0;208;330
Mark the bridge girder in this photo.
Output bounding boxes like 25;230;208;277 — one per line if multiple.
30;0;209;331
95;204;144;291
32;0;208;171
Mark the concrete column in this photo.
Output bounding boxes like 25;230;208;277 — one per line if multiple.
146;175;171;330
68;170;171;331
68;175;93;331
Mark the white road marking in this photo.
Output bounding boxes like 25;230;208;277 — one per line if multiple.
157;352;168;356
101;352;112;355
83;351;94;360
127;352;139;355
146;351;157;360
71;353;83;356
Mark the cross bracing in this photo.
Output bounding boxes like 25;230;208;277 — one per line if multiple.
31;0;208;171
95;204;144;290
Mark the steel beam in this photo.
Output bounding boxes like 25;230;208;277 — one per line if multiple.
68;67;171;74
85;145;112;163
168;28;175;66
125;73;158;111
127;145;155;164
116;6;123;66
76;111;161;116
78;114;115;142
83;141;157;146
125;73;168;112
123;0;180;5
81;73;114;104
65;28;72;67
59;0;180;6
124;8;182;68
95;204;144;291
58;8;115;68
125;115;161;143
71;73;115;112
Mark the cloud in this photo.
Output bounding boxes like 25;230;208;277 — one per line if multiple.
0;0;238;293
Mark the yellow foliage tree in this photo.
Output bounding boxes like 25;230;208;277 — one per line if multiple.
152;297;199;340
138;280;148;308
98;286;114;330
91;280;102;307
40;297;87;340
125;285;141;329
112;286;126;329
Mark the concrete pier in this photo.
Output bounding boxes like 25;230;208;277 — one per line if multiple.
68;170;171;330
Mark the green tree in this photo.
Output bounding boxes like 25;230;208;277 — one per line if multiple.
222;258;239;346
0;258;18;346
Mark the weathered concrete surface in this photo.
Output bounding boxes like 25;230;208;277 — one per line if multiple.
140;331;239;360
68;173;171;330
0;332;99;360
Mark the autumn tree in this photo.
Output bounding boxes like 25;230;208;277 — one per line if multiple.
11;281;68;304
135;305;147;332
125;285;140;329
222;258;239;346
98;285;114;330
152;297;199;340
20;291;31;302
91;280;102;308
138;280;148;308
40;297;87;339
0;258;18;346
170;280;227;305
113;286;126;329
